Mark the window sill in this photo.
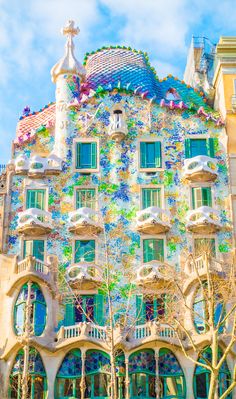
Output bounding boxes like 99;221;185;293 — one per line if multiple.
75;168;99;173
139;168;164;172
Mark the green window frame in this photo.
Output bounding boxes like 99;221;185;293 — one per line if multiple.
185;138;215;158
26;189;45;210
140;141;162;169
142;188;161;209
143;239;164;263
64;294;104;326
23;240;45;261
14;282;47;337
76;142;97;170
194;238;216;257
76;188;96;209
192;187;212;209
136;294;166;325
74;240;95;263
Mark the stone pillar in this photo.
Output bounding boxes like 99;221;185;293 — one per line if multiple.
155;348;160;399
80;349;86;399
125;355;130;399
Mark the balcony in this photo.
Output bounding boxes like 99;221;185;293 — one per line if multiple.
17;208;52;235
66;262;102;289
68;208;102;235
135;260;170;289
126;322;178;348
109;114;127;143
15;153;63;176
183;155;218;182
57;322;109;347
186;206;222;234
7;255;57;295
135;207;171;234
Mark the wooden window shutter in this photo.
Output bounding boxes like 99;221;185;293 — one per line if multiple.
155;141;162;168
64;301;75;326
207;138;215;158
140;142;147;168
136;295;145;325
185;138;190;158
94;294;104;325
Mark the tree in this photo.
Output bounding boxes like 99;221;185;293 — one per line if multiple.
157;245;236;399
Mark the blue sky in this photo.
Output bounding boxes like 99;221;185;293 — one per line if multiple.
1;0;236;163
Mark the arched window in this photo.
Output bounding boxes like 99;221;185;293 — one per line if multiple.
193;284;225;334
55;349;82;399
9;347;47;399
159;348;186;398
14;282;47;336
129;350;156;398
194;348;232;399
85;350;111;398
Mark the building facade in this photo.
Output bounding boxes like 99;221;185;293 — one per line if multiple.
0;22;235;399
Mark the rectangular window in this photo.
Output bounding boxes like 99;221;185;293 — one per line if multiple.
26;189;45;210
23;240;45;261
75;296;95;323
140;141;162;169
143;239;164;263
76;142;97;170
192;187;212;209
74;240;95;263
185;138;215;158
76;188;96;209
142;188;161;208
194;238;216;257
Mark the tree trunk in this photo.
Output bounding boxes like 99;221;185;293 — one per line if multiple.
208;372;218;399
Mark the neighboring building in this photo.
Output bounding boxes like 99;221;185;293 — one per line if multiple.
0;22;235;399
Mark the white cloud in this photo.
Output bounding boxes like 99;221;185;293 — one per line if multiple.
152;60;182;79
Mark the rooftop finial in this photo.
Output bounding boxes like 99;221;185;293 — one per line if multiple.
51;20;85;83
62;20;79;37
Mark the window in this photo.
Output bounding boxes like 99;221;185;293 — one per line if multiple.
140;141;162;169
143;239;164;263
74;240;95;263
76;142;97;170
64;294;104;326
185;138;215;158
136;295;166;324
26;189;45;210
192;187;212;209
194;238;216;257
142;188;161;208
23;240;45;261
76;188;96;209
14;282;47;336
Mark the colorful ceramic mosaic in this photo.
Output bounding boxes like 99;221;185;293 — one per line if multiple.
85;351;111;374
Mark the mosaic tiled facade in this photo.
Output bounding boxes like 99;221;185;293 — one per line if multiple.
0;21;235;399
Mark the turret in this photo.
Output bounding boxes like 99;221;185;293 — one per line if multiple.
51;20;85;159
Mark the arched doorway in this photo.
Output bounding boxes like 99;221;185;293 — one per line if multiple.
194;348;232;399
55;349;82;398
8;347;47;399
85;350;111;398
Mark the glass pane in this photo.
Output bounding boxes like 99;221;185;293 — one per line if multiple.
75;240;95;263
75;378;82;398
142;188;161;208
85;376;92;397
33;241;45;261
132;373;147;396
143;239;164;262
190;139;207;157
34;376;44;399
165;376;180;396
145;298;154;321
94;373;109;397
15;303;25;335
75;297;83;323
34;302;46;336
86;297;95;322
76;189;96;209
149;375;156;397
196;373;208;398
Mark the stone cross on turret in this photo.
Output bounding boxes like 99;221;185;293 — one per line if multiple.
51;20;86;159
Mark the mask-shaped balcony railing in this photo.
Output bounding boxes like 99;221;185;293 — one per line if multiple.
17;208;52;235
15;153;63;176
135;260;170;288
183;155;218;182
68;208;103;235
186;206;222;234
109;114;127;143
135;207;171;234
66;262;102;289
